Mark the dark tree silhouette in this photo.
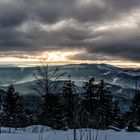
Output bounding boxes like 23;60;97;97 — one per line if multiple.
97;80;115;128
32;62;66;125
2;85;27;128
81;79;116;129
62;75;79;139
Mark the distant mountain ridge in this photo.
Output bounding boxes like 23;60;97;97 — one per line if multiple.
0;63;139;113
0;64;139;88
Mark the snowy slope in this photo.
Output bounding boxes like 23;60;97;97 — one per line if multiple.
0;126;140;140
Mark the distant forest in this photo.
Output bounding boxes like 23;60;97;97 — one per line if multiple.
0;64;140;132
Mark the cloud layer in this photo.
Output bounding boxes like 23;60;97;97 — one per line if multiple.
0;0;140;63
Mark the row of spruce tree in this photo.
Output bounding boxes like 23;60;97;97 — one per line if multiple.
0;65;139;131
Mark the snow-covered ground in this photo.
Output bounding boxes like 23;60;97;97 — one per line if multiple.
0;126;140;140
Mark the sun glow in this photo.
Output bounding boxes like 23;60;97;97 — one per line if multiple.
41;51;79;62
0;51;80;66
0;51;140;68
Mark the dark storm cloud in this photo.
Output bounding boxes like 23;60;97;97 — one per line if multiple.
0;0;28;28
87;38;140;62
0;0;140;62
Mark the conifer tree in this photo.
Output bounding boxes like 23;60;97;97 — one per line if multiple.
130;87;140;124
2;85;27;128
82;79;116;129
97;80;115;128
81;77;96;128
62;75;79;140
62;75;79;128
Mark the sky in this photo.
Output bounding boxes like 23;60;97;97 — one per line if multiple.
0;0;140;67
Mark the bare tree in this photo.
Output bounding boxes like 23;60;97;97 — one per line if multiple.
32;62;66;96
31;61;66;125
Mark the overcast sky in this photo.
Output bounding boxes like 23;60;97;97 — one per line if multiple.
0;0;140;66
